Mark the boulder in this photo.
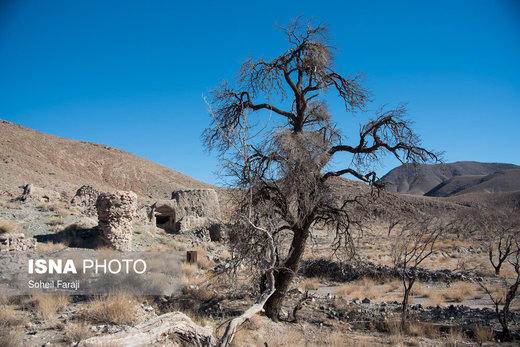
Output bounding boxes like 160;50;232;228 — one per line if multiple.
96;191;137;251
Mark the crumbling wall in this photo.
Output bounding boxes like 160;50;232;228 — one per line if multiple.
96;191;137;251
172;189;221;220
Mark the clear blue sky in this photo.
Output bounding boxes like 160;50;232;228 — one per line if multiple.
1;0;519;186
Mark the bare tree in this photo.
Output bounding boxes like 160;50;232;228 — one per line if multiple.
204;16;439;321
392;216;445;327
479;239;520;341
473;207;520;276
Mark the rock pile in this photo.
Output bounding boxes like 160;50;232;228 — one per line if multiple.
96;191;137;251
300;259;474;283
0;233;36;251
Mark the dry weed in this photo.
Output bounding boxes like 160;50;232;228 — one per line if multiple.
31;294;70;324
473;325;494;344
0;218;18;234
63;321;93;344
81;295;137;325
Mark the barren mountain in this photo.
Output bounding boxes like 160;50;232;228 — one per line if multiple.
0;119;212;199
380;161;520;196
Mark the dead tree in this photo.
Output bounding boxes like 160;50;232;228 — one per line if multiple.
204;16;439;321
392;216;444;328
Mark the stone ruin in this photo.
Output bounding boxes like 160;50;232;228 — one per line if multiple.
71;185;99;216
96;191;137;251
0;233;36;251
149;188;225;241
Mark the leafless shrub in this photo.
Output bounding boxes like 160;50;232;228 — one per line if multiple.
478;238;520;341
392;216;445;326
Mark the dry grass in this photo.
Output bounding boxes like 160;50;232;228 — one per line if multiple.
299;277;320;291
473;325;494;344
81;295;138;325
0;218;18;234
31;294;70;324
0;304;26;347
443;282;475;302
444;327;465;347
337;278;377;300
63;321;93;344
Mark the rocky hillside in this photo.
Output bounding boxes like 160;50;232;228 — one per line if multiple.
0;120;212;199
380;161;520;196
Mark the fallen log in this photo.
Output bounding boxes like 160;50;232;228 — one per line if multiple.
78;311;216;347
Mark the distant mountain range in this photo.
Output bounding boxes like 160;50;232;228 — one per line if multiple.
380;161;520;197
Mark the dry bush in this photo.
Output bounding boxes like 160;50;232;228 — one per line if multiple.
31;294;70;323
81;295;137;325
443;282;475;302
473;325;494;344
0;218;18;234
299;277;319;291
63;321;93;344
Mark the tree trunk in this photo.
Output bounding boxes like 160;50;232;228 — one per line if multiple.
264;229;309;320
